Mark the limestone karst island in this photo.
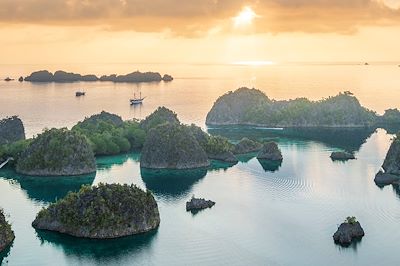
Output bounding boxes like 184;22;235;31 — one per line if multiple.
1;1;400;265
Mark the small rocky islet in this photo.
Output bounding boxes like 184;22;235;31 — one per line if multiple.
0;209;14;253
186;197;216;211
333;217;365;246
330;151;355;161
257;142;283;161
32;183;160;239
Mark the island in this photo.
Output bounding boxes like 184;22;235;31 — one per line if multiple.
24;70;173;83
0;116;25;145
375;133;400;185
0;209;14;253
32;183;160;239
72;111;145;155
186;197;215;211
233;138;263;154
16;128;96;176
257;142;283;161
206;87;400;127
140;123;210;169
333;216;364;246
330;151;355;161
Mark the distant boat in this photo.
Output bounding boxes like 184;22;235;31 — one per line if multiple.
4;77;13;81
130;92;145;105
76;91;85;97
364;62;369;66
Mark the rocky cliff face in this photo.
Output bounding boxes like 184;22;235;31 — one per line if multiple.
381;136;400;175
32;183;160;239
0;209;14;252
333;220;364;246
16;128;96;176
141;123;210;169
0;116;25;145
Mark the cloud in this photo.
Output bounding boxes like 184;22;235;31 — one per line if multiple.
0;0;399;36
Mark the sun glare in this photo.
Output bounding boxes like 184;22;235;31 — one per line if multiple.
233;7;257;27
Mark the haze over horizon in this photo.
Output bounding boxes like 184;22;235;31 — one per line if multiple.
1;0;400;65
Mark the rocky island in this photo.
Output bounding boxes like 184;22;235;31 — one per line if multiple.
140;123;210;169
72;111;145;155
206;88;382;127
257;142;283;161
333;216;364;246
32;183;160;239
186;197;215;211
330;151;355;161
0;209;14;253
375;134;400;185
0;116;25;145
16;128;96;176
24;70;173;83
233;138;263;154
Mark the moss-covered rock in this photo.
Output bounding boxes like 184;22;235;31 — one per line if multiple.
140;107;180;132
0;116;25;145
257;142;283;161
32;183;160;239
0;209;14;252
141;123;210;169
233;138;263;154
16;128;96;176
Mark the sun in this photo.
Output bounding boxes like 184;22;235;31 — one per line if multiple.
233;7;258;27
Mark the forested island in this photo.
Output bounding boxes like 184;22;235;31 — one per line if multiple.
32;183;160;239
24;70;173;83
0;209;14;252
206;87;400;127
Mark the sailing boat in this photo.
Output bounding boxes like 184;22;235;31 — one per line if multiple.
130;89;145;105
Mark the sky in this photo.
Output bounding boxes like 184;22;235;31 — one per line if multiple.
1;0;400;65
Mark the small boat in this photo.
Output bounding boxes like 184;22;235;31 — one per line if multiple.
364;62;369;66
4;77;13;81
130;92;145;105
76;91;85;97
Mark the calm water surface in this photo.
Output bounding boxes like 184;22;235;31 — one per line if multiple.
1;63;400;265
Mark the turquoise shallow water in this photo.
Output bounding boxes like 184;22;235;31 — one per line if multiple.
1;127;400;266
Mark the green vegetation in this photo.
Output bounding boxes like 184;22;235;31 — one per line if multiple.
140;106;179;132
206;88;378;127
16;128;96;176
380;109;400;124
345;216;357;225
72;112;145;155
0;208;14;252
203;135;234;155
33;183;160;238
0;139;31;161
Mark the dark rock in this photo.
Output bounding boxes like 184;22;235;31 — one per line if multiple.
208;151;238;164
234;138;263;154
186;197;215;211
32;183;160;239
257;142;283;161
0;209;14;252
162;74;173;82
333;218;364;246
140;123;210;169
16;128;96;176
140;107;180;131
4;77;13;82
381;136;400;175
374;170;400;186
0;116;25;145
18;76;23;82
330;151;355;161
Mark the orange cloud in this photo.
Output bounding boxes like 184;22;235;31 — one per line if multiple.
0;0;399;36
